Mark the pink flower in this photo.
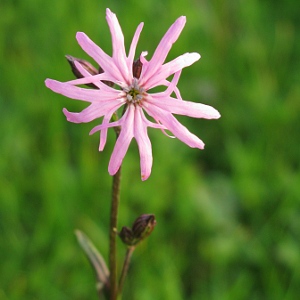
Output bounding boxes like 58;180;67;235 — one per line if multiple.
45;8;220;180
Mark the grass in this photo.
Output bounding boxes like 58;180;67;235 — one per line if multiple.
0;0;300;299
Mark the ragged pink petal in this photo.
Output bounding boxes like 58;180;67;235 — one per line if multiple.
89;111;124;135
98;108;119;151
76;32;123;83
134;106;153;180
161;71;182;97
106;8;131;83
144;53;200;90
45;79;118;103
148;95;221;119
73;61;109;90
63;100;123;123
145;105;205;149
108;106;135;175
140;16;186;85
162;80;182;100
127;23;144;71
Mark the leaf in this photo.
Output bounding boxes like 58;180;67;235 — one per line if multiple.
75;229;110;297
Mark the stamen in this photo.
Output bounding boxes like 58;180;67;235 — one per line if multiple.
123;78;145;104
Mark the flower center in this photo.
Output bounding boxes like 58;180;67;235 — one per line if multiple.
123;78;145;104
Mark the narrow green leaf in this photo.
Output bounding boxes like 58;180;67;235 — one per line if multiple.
75;229;110;296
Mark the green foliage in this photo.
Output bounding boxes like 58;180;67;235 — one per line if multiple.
1;0;300;299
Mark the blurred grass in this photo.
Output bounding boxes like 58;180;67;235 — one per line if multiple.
1;0;300;299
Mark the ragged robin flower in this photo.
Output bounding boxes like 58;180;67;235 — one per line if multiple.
45;8;220;180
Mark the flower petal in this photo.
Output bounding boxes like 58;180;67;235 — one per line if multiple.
45;79;120;103
63;101;123;123
108;106;135;175
148;95;221;119
140;16;186;86
161;80;182;100
98;109;116;151
144;53;200;90
72;61;103;89
145;104;205;149
106;9;131;83
140;112;167;130
161;70;182;97
128;23;144;70
134;106;153;180
76;32;123;83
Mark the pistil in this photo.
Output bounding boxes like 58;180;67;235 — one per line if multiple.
124;78;145;104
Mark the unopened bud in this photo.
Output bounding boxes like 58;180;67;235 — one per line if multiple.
119;226;135;246
66;55;99;89
65;55;114;88
132;214;156;240
119;214;156;246
132;58;143;79
66;55;99;77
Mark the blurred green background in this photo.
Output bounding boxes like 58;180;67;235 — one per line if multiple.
1;0;300;299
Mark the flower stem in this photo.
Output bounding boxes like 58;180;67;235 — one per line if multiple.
109;124;122;300
109;167;121;300
118;246;135;297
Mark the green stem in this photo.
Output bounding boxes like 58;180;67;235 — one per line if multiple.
118;246;135;297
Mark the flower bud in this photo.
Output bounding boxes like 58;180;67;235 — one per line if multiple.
119;214;156;246
66;55;99;89
132;214;156;241
65;55;114;88
119;226;135;246
66;55;99;77
132;58;143;79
